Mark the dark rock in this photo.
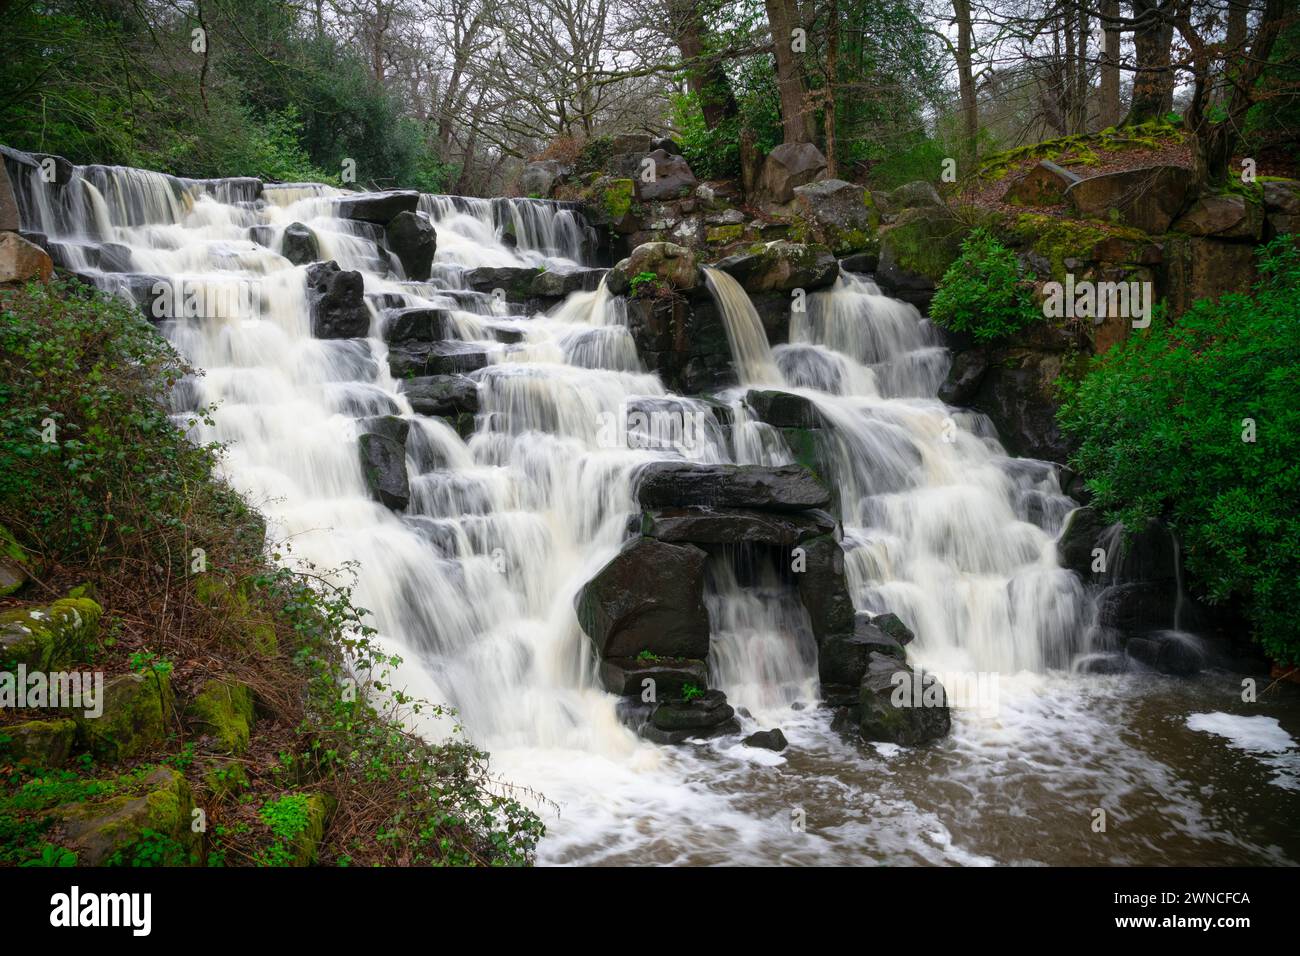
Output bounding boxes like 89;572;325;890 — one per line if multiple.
388;341;489;378
1096;581;1178;633
599;657;708;699
794;534;857;646
792;178;879;254
641;506;836;547
280;222;320;265
745;388;824;428
636;462;831;511
937;348;988;405
1065;165;1194;234
358;433;409;510
743;728;789;751
358;414;409;444
651;690;734;731
530;265;607;298
858;653;951;746
383;306;452;344
463;265;543;297
336;190;420;224
1057;505;1108;578
970;351;1074;463
384;210;437;280
872;612;915;646
1125;631;1205;676
607;241;699;294
839;251;879;274
877;207;968;292
883;180;944;212
575;537;710;660
97;242;134;273
1110;518;1178;583
306;261;371;339
820;613;907;686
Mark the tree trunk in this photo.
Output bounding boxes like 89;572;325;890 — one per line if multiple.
764;0;814;143
1099;0;1122;126
823;0;839;175
670;0;738;127
953;0;978;152
1125;0;1175;125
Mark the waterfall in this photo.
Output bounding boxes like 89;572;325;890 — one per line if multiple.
702;267;784;386
10;149;1290;867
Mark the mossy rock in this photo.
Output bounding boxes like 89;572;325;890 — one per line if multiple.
0;523;39;597
706;223;744;244
291;793;336;866
878;208;970;285
75;669;172;763
51;765;200;866
193;573;277;655
0;717;77;767
0;596;102;672
186;679;255;754
999;212;1149;277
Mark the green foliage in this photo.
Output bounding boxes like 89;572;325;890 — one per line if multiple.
104;828;192;867
681;684;703;702
635;649;662;662
929;228;1040;341
1057;237;1300;663
628;271;663;298
671;93;742;181
0;280;221;562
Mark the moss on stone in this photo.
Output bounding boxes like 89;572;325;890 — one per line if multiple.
0;596;102;672
52;765;199;866
203;759;249;799
880;209;970;283
187;678;255;754
193;573;277;655
0;523;38;598
999;212;1147;277
0;718;77;766
75;669;172;763
706;224;744;243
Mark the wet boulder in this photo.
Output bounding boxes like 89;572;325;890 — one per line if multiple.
743;728;789;752
745;389;824;428
384;210;437;280
858;652;951;746
640;507;836;547
463;265;542;298
530;265;606;298
599;656;708;699
794;534;857;646
387;341;489;378
645;689;740;744
336;190;420;224
636;462;831;512
575;537;710;660
382;306;453;344
715;241;838;294
937;348;988;406
399;374;479;417
819;612;908;686
306;260;371;339
1056;505;1109;578
357;431;410;511
280;221;320;265
1125;631;1205;676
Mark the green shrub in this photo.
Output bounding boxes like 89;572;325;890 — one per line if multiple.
929;228;1040;341
1057;236;1300;664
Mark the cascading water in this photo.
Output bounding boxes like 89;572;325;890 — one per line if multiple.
8;150;1297;865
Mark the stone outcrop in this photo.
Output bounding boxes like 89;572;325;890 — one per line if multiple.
335;190;420;224
635;463;831;511
384;210;437;280
519;160;572;198
753;143;828;208
280;221;320;265
715;241;838;293
306;260;371;338
1005;160;1082;206
0;231;53;283
606;241;699;294
1065;165;1194;234
575;537;711;660
792;179;879;255
358;428;410;511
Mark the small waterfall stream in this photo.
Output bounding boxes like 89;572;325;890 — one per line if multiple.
7;153;1298;866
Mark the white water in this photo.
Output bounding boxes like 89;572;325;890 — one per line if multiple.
9;154;1298;866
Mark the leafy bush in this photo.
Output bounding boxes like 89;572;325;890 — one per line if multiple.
1057;237;1300;664
929;228;1040;341
671;92;741;181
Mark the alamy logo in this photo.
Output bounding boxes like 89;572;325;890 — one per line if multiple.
596;404;711;458
0;665;103;718
49;886;152;936
151;278;259;321
1041;273;1152;328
